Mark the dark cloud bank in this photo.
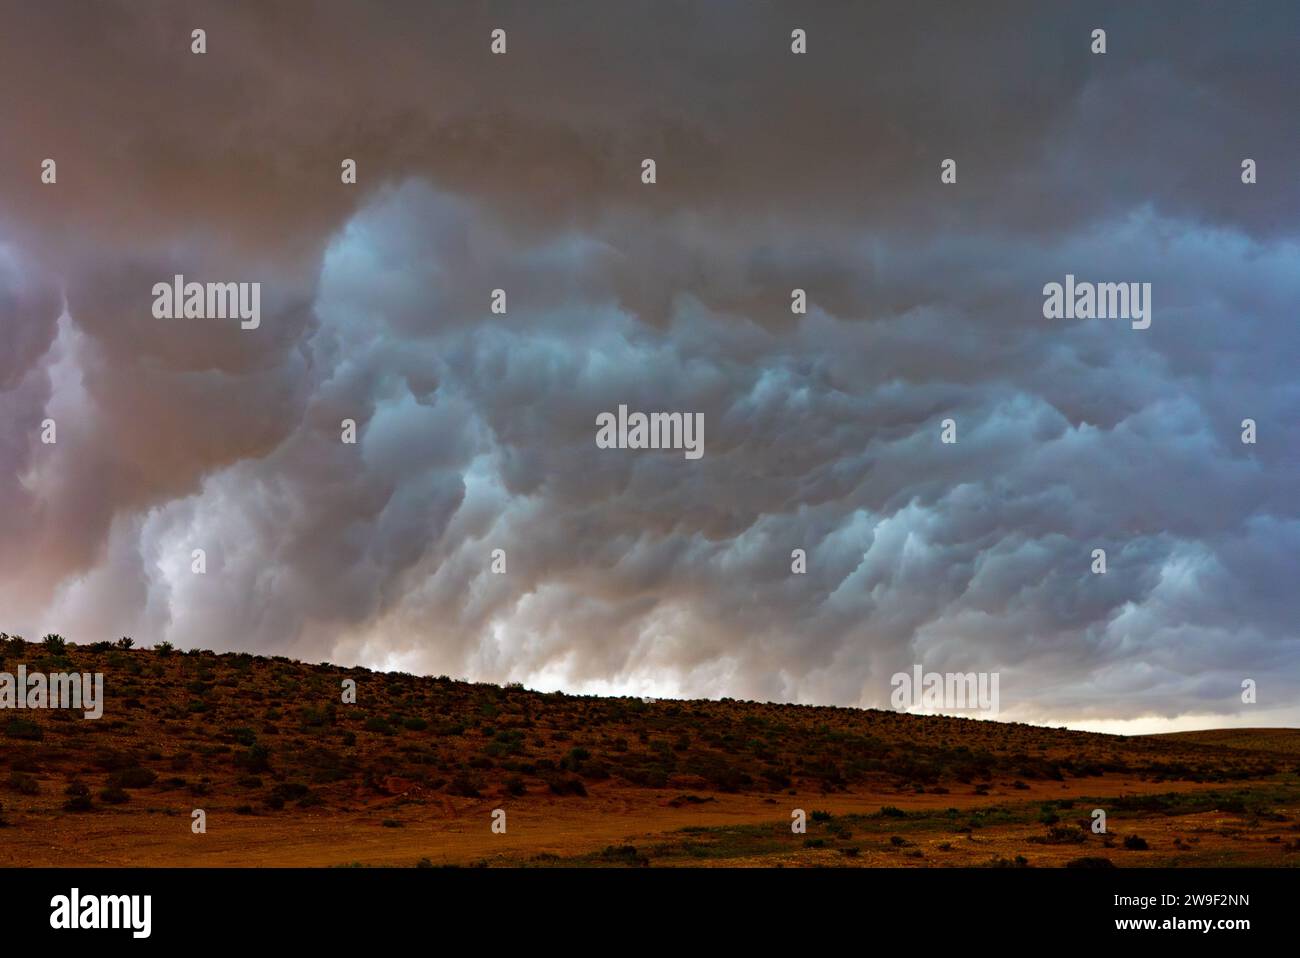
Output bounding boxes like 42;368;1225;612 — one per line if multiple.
1;1;1296;730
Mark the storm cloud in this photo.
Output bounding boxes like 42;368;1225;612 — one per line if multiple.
1;0;1297;730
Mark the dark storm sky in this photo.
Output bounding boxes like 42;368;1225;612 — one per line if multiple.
1;1;1296;730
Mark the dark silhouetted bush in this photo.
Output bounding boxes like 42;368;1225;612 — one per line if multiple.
4;719;42;741
109;767;157;789
99;786;129;804
7;772;39;795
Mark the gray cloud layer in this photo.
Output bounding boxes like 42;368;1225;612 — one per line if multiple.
1;1;1297;728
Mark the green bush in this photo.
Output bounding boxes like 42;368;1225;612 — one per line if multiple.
599;845;649;866
364;716;394;735
1028;826;1086;845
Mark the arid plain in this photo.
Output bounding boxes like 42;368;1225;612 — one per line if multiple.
2;638;1297;868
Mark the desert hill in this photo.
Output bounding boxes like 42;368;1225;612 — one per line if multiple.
1;636;1296;867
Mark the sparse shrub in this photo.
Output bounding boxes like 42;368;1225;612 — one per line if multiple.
546;775;587;797
235;744;272;773
668;794;713;808
8;772;39;795
300;705;332;728
364;717;394;735
761;767;792;789
109;767;157;789
600;845;648;866
41;634;67;655
99;786;130;804
271;783;310;803
1028;825;1087;845
155;641;174;656
115;637;134;650
446;773;482;798
4;719;43;741
1124;834;1149;851
62;782;92;812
